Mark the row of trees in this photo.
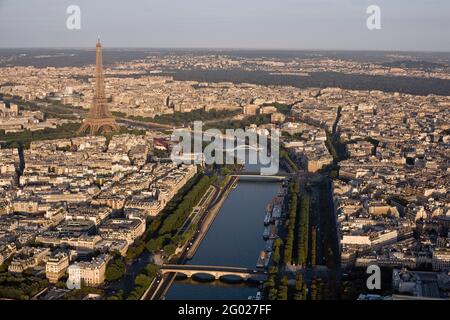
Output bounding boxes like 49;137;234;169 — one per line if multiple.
126;264;159;300
0;123;81;149
311;227;317;267
296;194;310;266
145;174;216;257
115;109;240;127
155;109;240;125
276;276;289;300
124;238;147;263
280;150;298;173
105;253;127;282
158;175;210;235
203;114;271;132
271;239;282;267
283;180;299;265
266;272;336;300
263;267;280;300
282;180;311;266
294;273;307;300
310;278;337;300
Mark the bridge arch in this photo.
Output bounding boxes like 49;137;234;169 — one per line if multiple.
159;265;267;282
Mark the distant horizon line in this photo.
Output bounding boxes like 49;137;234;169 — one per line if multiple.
0;46;449;54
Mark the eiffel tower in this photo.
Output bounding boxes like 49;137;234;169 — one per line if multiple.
78;38;119;135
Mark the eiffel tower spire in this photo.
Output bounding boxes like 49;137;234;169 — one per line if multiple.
78;39;119;135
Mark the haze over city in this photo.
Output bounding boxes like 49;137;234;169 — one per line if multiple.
0;0;449;51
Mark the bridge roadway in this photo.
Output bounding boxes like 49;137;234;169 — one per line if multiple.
117;118;175;130
231;172;289;181
159;264;267;281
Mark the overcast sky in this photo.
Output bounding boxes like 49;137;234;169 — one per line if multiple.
1;0;449;51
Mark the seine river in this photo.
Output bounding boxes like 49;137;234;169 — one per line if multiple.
165;180;281;300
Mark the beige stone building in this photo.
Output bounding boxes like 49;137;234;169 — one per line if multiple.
8;247;50;273
67;254;110;287
46;252;69;283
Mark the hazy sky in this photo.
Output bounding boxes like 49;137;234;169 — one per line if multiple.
1;0;449;51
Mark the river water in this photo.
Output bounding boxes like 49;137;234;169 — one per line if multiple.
165;180;281;300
